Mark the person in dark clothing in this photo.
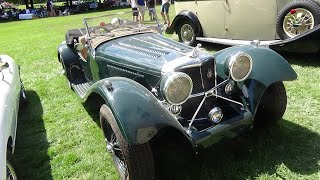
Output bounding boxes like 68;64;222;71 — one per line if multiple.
146;0;155;21
46;0;51;15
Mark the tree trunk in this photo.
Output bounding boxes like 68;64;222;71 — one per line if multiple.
30;0;34;9
24;0;29;9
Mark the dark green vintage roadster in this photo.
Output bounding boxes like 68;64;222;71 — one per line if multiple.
58;12;297;180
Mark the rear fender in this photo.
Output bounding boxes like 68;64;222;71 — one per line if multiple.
214;45;297;113
166;10;202;36
83;77;192;145
57;43;79;65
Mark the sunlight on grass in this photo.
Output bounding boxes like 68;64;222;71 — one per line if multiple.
0;6;319;180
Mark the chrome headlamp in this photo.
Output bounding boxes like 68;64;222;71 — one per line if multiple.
160;72;193;105
228;52;253;82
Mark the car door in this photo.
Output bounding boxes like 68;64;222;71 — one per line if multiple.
224;0;278;40
195;0;226;38
78;47;95;82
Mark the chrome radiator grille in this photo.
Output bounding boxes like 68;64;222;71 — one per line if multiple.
179;59;216;118
179;59;215;94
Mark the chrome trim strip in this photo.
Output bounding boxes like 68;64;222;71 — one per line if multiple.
199;66;205;91
161;54;213;75
188;92;205;98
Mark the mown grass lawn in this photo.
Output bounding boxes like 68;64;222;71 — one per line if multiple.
0;6;319;180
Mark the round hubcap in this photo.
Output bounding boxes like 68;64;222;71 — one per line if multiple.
181;24;194;43
105;133;127;176
6;162;17;180
283;8;315;38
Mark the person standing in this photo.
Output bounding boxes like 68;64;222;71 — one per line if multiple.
129;0;138;22
161;0;170;27
47;0;55;17
46;0;52;16
146;0;155;21
51;0;56;17
137;0;145;24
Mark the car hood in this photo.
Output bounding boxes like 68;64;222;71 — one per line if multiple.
95;33;199;75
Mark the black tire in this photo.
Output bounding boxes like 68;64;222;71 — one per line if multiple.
99;104;155;180
177;20;197;46
254;82;287;127
276;0;320;39
7;152;18;180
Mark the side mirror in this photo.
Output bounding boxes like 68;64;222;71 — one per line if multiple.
75;43;85;51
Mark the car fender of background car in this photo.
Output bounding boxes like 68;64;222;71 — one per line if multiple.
0;55;27;180
57;12;297;180
167;0;320;53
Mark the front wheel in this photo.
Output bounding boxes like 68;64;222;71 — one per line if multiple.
254;82;287;127
276;0;320;39
177;20;197;46
99;105;155;180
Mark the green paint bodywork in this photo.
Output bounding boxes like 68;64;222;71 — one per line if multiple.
82;77;191;145
58;32;297;149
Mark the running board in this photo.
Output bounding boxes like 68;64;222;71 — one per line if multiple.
196;37;280;47
71;82;91;98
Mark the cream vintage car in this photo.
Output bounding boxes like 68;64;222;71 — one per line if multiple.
167;0;320;46
0;55;27;180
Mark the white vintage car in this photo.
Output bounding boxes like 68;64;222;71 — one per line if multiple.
0;55;27;180
167;0;320;46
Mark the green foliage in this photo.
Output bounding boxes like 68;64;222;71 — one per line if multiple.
0;7;319;180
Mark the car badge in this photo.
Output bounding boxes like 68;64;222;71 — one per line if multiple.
207;69;213;79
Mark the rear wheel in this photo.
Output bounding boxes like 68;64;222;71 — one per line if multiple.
99;104;155;180
276;0;320;39
254;82;287;127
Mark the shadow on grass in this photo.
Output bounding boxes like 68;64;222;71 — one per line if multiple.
15;90;52;180
281;52;320;67
159;119;320;180
81;96;320;179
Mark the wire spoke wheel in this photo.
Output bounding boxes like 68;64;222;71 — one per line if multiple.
100;105;155;180
6;160;17;180
180;23;195;44
283;8;315;37
105;124;128;177
277;0;320;39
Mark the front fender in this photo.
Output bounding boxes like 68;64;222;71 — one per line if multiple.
214;45;297;87
83;77;191;145
166;10;202;36
214;45;297;113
